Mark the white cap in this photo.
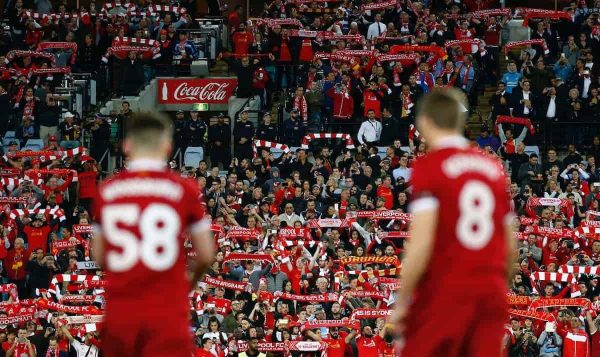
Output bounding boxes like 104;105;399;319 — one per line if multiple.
64;112;74;118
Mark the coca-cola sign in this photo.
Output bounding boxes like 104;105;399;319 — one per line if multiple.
157;78;237;104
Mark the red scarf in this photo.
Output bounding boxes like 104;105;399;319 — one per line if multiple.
402;93;413;112
393;66;402;86
338;255;400;267
508;309;556;322
461;65;471;89
292;95;308;124
529;298;591;310
496;116;535;134
350;308;392;319
273;291;339;302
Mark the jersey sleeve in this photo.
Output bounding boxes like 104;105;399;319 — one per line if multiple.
409;158;440;214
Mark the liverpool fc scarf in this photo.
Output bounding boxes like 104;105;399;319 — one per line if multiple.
496;115;535;134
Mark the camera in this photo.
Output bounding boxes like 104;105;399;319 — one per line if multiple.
566;241;575;249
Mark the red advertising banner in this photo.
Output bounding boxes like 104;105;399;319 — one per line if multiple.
157;77;237;104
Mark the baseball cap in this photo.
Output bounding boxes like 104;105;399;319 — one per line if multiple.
8;140;17;146
64;111;74;118
176;110;184;114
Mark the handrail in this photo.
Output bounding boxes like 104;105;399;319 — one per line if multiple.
234;96;253;121
172;148;183;168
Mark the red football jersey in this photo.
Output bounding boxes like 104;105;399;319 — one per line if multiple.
410;137;511;296
94;159;207;311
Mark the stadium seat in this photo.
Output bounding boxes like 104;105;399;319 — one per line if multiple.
23;139;44;152
3;131;15;139
3;137;19;149
270;147;285;159
524;146;540;158
377;146;387;159
184;147;204;167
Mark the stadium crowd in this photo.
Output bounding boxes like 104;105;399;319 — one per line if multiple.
0;0;598;356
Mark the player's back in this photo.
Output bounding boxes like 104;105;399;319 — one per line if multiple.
411;143;511;296
96;166;204;308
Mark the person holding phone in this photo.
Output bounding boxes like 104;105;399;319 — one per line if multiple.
6;328;36;357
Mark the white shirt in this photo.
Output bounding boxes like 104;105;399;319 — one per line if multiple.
367;21;386;40
71;340;99;357
583;77;592;98
392;166;412;182
522;91;530;115
357;119;382;144
546;96;556;118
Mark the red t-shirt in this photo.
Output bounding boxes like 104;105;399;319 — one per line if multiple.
5;248;29;280
78;171;98;199
195;349;213;357
23;225;52;253
287;267;303;294
378;339;395;357
356;335;379;356
207;296;232;316
409;139;511;295
94;162;207;340
377;186;394;209
323;335;347;357
232;31;253;55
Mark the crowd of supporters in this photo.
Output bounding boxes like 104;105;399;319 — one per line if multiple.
0;0;598;356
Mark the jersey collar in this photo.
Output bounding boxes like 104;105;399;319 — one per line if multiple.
127;158;167;172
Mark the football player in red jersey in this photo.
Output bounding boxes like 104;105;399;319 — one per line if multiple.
392;89;515;356
92;112;215;357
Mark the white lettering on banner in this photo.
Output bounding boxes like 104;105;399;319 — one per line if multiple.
76;261;101;270
65;315;104;324
173;82;231;102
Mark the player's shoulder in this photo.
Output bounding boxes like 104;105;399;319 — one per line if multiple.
97;169;195;201
431;146;505;179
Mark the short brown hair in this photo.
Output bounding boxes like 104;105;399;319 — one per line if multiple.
416;88;467;130
125;112;173;149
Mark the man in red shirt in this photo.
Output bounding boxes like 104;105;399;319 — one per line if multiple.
5;328;35;357
562;316;589;357
5;238;30;298
377;175;395;209
392;89;514;356
77;157;99;212
195;338;215;357
306;326;357;357
232;23;253;56
354;325;381;356
93;112;214;356
363;80;383;118
20;214;57;253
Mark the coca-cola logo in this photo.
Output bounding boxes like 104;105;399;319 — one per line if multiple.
173;82;230;102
